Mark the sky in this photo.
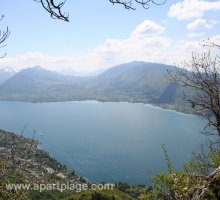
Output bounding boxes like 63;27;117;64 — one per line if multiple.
0;0;220;74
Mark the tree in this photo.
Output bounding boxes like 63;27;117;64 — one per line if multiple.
0;15;10;58
34;0;69;22
34;0;167;22
168;43;220;137
109;0;167;10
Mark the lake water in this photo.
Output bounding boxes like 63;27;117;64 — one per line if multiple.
0;101;207;184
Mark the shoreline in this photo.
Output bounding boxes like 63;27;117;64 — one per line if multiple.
0;99;196;116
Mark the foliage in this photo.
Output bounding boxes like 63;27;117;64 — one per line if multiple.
184;141;220;175
140;144;220;200
26;190;73;200
67;190;135;200
0;130;82;200
115;182;146;198
0;162;28;200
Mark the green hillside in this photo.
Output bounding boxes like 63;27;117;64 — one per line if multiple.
66;190;135;200
0;61;191;113
0;130;135;200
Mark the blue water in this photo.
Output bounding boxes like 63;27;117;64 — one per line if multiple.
0;101;207;184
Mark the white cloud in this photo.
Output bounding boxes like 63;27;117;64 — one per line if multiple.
0;53;72;72
0;20;217;74
131;20;165;37
168;0;220;20
187;18;218;30
208;34;220;45
187;32;205;38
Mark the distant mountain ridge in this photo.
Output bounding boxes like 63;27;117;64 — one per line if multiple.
0;67;16;84
0;61;190;112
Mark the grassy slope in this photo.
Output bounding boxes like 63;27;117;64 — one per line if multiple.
66;190;135;200
0;130;135;200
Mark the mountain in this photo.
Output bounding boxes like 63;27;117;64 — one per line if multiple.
0;67;16;84
0;66;87;102
0;61;189;112
94;61;177;102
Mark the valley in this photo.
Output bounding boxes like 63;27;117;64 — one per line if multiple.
0;61;191;113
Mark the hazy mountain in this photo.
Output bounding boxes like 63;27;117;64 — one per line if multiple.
0;66;69;92
94;61;175;102
0;67;16;84
0;61;189;112
0;66;86;101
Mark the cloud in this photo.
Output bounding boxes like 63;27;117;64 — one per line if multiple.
168;0;220;20
187;32;205;38
0;20;217;74
0;53;71;72
187;18;218;30
209;34;220;45
131;20;165;37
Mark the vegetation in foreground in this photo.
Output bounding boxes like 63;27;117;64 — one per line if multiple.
139;143;220;200
0;129;219;200
66;190;135;200
0;129;84;200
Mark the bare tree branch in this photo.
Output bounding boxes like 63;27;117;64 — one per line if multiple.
34;0;69;22
109;0;167;10
168;47;220;137
35;0;166;21
0;15;10;58
201;39;220;49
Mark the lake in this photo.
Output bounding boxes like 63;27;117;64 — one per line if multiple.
0;101;207;184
